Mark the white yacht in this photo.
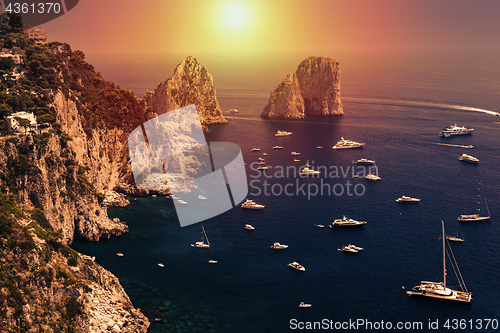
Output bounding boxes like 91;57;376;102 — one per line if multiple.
258;157;265;161
299;302;311;308
288;262;305;271
270;242;288;249
245;224;255;230
439;124;474;137
396;196;421;203
332;137;365;149
177;199;188;205
355;158;375;165
300;167;321;176
263;153;268;156
273;146;283;149
197;195;207;200
291;152;300;156
275;130;293;136
241;199;265;209
365;164;381;181
339;244;363;253
459;154;479;163
330;216;367;227
257;166;268;170
229;109;238;113
251;148;261;152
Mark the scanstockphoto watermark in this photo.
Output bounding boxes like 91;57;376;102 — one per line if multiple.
248;162;377;200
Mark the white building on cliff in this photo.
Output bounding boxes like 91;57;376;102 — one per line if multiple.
6;111;37;133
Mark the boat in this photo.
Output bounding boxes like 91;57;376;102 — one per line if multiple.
316;146;323;149
198;195;207;200
339;245;359;253
258;157;265;161
299;302;311;308
396;196;421;203
116;253;124;257
251;148;261;152
330;216;367;227
291;152;300;156
293;159;301;162
152;194;157;197
365;163;381;181
300;167;321;176
191;225;210;248
458;180;490;222
355;158;375;165
165;195;172;199
332;137;365;149
288;262;305;271
208;260;217;264
273;146;283;149
241;199;265;209
446;221;464;242
459;154;479;163
245;224;255;230
177;199;188;205
275;130;292;136
158;263;164;267
439;124;474;137
259;161;266;165
270;242;288;249
257;166;268;170
406;221;473;303
263;153;268;156
314;224;324;228
229;109;238;113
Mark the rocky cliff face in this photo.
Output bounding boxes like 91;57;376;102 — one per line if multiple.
261;56;343;119
144;56;227;126
261;72;305;119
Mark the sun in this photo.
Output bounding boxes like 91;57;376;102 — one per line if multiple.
222;3;249;29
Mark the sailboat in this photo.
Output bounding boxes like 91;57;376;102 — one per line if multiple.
365;161;381;181
446;221;464;242
406;221;473;303
191;225;210;248
458;180;490;222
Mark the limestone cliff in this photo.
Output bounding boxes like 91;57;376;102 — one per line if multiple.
261;56;343;119
144;56;227;126
261;72;305;119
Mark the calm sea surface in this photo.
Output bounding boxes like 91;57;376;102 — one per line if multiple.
72;54;500;332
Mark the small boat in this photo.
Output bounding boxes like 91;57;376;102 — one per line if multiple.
158;263;164;267
263;153;268;156
458;179;490;222
245;224;255;230
406;221;473;303
396;196;421;203
314;224;324;228
270;242;288;249
165;195;172;199
191;225;210;248
259;161;266;165
257;166;268;170
291;152;300;156
365;163;381;181
299;302;311;308
293;159;301;162
332;137;365;149
198;195;207;200
288;261;305;271
273;146;283;149
229;109;238;113
316;146;323;149
355;158;375;165
439;124;474;137
330;216;367;227
338;245;359;253
177;199;188;205
258;157;265;161
208;260;217;264
275;130;293;136
241;199;265;209
300;167;321;176
251;148;261;152
459;154;479;163
116;253;124;257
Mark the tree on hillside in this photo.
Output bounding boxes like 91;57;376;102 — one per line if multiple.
7;13;23;33
14;117;30;135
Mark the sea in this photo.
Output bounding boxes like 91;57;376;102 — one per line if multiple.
72;51;500;332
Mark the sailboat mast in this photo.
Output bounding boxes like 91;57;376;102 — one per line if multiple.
202;225;210;247
442;220;446;288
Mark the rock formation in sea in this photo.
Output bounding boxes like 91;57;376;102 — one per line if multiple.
144;56;227;126
261;56;343;119
261;72;305;119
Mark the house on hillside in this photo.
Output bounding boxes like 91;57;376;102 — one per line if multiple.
6;111;37;134
23;27;49;45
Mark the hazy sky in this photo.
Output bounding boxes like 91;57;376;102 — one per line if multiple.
39;0;500;60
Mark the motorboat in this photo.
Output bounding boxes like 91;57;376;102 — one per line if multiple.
288;262;305;271
258;157;265;161
439;124;474;137
198;195;207;200
208;260;218;264
275;130;293;136
270;242;288;249
300;167;321;176
177;200;188;205
332;137;365;149
299;302;311;308
293;159;301;162
241;199;265;209
245;224;255;230
314;224;325;228
316;146;323;149
229;109;238;113
330;216;367;227
273;146;283;149
116;253;124;257
251;148;261;152
396;196;421;203
291;152;300;156
355;158;375;165
158;263;164;267
459;154;479;163
257;166;268;170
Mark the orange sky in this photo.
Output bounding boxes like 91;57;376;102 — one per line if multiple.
40;0;500;61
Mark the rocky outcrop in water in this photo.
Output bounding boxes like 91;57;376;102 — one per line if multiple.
261;56;343;119
144;56;227;126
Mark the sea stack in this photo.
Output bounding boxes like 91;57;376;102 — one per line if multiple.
261;56;343;119
144;56;227;125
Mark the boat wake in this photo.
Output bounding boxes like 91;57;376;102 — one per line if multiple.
344;97;499;116
431;143;473;149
